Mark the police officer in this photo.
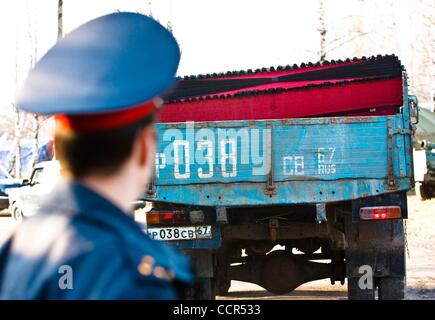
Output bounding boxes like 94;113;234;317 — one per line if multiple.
0;12;193;299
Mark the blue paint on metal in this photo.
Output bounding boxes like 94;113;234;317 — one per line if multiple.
155;117;404;184
401;77;415;179
149;178;410;207
316;203;327;222
147;76;413;207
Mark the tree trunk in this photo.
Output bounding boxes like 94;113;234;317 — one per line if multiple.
30;115;40;168
9;108;26;178
58;0;63;40
318;0;327;63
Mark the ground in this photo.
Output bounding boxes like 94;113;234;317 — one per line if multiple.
0;194;433;300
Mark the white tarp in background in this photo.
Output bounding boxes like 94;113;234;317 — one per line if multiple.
0;139;52;177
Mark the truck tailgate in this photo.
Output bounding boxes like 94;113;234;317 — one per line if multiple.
147;114;412;206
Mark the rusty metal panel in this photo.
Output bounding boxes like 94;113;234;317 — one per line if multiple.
147;178;411;207
147;113;411;206
154;117;394;184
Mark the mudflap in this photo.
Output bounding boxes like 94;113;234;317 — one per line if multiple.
345;217;406;300
184;249;216;300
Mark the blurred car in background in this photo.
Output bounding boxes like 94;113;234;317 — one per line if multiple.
0;165;22;211
7;160;146;223
7;160;60;222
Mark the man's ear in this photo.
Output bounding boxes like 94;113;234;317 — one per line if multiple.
137;125;155;167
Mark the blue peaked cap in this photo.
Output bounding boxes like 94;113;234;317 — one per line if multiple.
16;12;180;115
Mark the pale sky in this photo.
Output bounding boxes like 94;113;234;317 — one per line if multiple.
0;0;433;115
0;0;323;114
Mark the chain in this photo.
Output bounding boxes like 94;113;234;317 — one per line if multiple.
404;219;410;259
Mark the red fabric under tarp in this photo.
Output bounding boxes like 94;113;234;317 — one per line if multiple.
159;77;403;123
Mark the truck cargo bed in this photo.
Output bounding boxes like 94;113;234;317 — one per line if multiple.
148;113;412;206
145;55;413;207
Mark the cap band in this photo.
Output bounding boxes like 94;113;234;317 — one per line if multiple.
55;101;156;133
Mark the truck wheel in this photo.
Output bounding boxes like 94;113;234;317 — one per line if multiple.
415;182;430;200
215;278;231;296
184;250;216;299
215;248;231;296
187;277;216;300
347;277;375;300
378;277;405;300
12;206;24;223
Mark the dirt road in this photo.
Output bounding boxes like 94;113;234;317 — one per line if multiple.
404;194;435;299
0;194;433;299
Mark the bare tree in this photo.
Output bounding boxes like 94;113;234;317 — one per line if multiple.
9;105;26;178
8;4;24;177
317;0;327;63
166;20;173;33
147;1;153;18
317;0;372;63
58;0;63;39
408;0;434;108
28;4;41;169
28;1;61;168
11;2;55;174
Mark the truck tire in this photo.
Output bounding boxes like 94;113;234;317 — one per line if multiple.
187;277;216;300
215;278;231;296
345;210;406;300
12;206;24;223
415;182;430;200
378;276;405;300
215;248;231;296
184;250;216;299
347;277;375;300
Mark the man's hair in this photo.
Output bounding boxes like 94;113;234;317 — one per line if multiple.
54;115;155;179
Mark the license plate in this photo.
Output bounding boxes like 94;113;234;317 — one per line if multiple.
147;225;212;241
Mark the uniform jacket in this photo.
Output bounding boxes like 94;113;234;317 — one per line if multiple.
0;181;193;299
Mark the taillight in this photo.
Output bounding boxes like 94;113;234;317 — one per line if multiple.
359;206;401;220
146;211;188;225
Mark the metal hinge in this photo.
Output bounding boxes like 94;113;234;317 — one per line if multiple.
386;120;397;190
269;218;279;241
265;171;277;195
146;177;156;197
386;119;412;190
264;122;277;196
389;128;412;135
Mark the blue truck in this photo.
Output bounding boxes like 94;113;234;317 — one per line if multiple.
143;55;417;299
414;140;435;200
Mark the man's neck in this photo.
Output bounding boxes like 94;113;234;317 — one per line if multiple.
78;173;138;213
